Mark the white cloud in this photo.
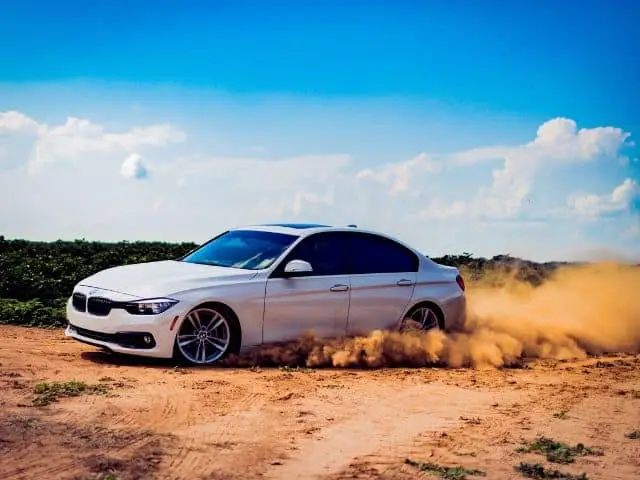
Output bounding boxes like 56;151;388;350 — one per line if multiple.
168;153;350;188
531;117;632;159
164;153;350;220
351;117;630;222
120;153;148;179
567;178;639;218
0;111;185;173
31;118;185;173
0;109;635;261
0;111;41;132
356;153;441;195
612;178;640;204
438;117;632;219
419;198;466;220
292;187;335;217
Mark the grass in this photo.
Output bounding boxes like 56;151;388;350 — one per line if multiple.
404;459;486;479
515;437;602;464
625;431;640;439
0;298;67;328
514;463;588;479
32;380;111;406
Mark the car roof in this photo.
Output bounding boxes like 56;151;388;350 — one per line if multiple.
230;223;353;236
227;223;439;267
262;223;333;230
231;223;420;249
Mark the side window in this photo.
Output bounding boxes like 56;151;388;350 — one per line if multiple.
348;233;418;274
274;232;349;276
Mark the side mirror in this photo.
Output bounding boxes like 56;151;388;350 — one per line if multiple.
283;259;313;276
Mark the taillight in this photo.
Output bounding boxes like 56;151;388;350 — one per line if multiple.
456;274;465;292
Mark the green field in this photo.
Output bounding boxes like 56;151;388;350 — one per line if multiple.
0;237;566;328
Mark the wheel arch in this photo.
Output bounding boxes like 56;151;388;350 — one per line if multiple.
403;300;446;330
176;300;243;357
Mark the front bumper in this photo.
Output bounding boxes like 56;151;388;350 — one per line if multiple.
64;292;184;359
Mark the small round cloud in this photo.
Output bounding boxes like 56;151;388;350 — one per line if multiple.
120;153;148;179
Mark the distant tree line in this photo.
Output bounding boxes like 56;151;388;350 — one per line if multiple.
0;237;568;328
0;238;197;327
432;252;571;286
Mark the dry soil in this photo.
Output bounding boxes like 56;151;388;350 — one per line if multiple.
0;326;638;480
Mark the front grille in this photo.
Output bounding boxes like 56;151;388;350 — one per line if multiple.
72;292;87;312
87;296;112;316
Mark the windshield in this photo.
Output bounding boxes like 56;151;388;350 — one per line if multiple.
180;229;299;270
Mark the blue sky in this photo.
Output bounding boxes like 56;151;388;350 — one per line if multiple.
1;0;639;261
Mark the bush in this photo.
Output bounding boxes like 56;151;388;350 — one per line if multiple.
0;237;568;328
0;238;196;328
0;298;66;327
0;238;197;303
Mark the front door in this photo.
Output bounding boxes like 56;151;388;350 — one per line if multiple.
263;232;350;343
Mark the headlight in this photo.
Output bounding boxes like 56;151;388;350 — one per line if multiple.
123;298;179;315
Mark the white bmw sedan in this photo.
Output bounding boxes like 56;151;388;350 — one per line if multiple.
65;224;467;365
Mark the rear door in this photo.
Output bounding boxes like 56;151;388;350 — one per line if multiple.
345;232;418;335
263;232;351;343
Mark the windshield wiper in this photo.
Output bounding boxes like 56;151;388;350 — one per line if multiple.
183;259;229;267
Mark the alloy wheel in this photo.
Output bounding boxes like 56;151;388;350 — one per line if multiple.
176;307;231;364
401;306;440;332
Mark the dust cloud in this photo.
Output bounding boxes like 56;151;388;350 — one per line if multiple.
224;263;640;369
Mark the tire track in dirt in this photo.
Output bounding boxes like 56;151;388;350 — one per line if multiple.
164;389;268;480
88;372;200;472
0;406;163;480
264;382;519;480
37;373;183;471
2;328;639;480
0;376;92;478
0;449;79;480
110;379;191;431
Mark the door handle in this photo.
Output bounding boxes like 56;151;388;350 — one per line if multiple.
396;279;414;286
330;284;349;292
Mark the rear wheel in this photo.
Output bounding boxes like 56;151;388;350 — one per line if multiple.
173;304;240;365
400;303;442;332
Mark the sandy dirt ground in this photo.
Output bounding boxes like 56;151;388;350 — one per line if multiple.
0;326;638;480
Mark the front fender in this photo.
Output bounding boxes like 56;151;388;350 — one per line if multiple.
171;278;267;348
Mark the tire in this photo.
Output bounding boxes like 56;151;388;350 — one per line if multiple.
400;302;444;333
172;303;241;366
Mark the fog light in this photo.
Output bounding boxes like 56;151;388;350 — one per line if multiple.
143;335;152;344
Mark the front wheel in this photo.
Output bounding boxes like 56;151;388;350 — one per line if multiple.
173;304;240;365
400;304;442;333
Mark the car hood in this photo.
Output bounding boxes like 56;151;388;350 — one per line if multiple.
78;260;258;298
